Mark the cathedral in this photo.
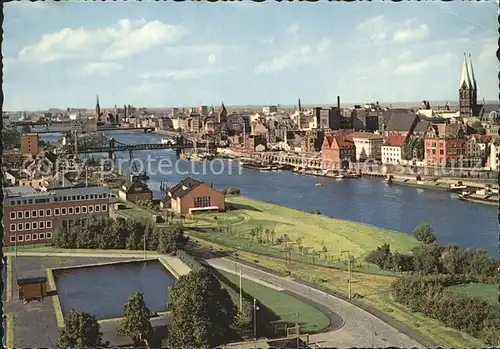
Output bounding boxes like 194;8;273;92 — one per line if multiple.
459;53;482;118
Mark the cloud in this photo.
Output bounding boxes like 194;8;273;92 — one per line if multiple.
18;19;187;63
261;37;274;45
80;62;123;77
3;57;16;74
139;69;206;80
286;22;300;35
394;52;454;75
357;16;430;45
163;44;228;56
478;41;496;63
131;81;169;94
317;38;331;53
254;45;314;74
207;54;216;64
393;24;429;43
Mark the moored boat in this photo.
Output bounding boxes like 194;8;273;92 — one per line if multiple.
449;181;468;192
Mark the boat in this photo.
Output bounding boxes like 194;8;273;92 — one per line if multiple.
161;137;174;145
190;153;202;161
335;174;344;180
315;183;324;187
449;181;468;192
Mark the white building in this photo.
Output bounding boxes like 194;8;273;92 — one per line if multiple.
466;134;491;167
488;139;500;170
351;132;384;162
262;105;278;115
381;135;407;165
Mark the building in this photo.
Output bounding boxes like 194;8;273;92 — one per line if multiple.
167;177;225;214
381;135;407;165
321;132;356;169
459;54;482;118
17;275;47;301
262;105;278;115
20;133;39;156
118;179;153;203
350;132;384;162
488;138;500;170
424;123;467;167
383;112;418;138
3;185;110;247
466;134;491;167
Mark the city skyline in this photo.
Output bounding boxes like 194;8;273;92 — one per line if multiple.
4;1;497;111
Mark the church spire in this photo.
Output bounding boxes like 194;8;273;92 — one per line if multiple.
459;53;471;89
467;53;477;90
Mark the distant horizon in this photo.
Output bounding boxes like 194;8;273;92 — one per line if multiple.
8;100;500;114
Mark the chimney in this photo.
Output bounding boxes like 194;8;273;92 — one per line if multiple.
298;98;302;112
337;96;341;118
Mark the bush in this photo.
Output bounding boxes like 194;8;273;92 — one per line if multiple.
310;209;321;215
220;188;241;195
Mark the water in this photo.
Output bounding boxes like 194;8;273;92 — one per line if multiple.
54;260;175;320
96;131;497;256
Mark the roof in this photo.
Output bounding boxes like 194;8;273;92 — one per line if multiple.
349;132;383;140
169;177;203;199
385;113;417;132
17;276;47;285
383;135;407;147
45;172;78;189
122;179;152;194
324;133;355;148
413;119;431;133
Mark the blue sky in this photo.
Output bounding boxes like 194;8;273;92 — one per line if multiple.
3;1;498;111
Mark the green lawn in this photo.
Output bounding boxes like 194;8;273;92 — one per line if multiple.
219;271;331;335
447;283;499;308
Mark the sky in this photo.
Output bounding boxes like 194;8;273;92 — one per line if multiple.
3;1;498;111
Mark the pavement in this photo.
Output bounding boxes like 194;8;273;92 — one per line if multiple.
206;257;426;349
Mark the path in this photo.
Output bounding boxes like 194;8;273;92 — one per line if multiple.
206;257;426;349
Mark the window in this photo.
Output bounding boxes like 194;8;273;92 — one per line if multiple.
39;233;46;240
18;223;23;231
440;149;444;155
46;232;52;239
82;206;87;214
88;205;94;213
10;236;16;243
25;222;31;230
46;221;52;228
32;210;37;217
46;209;52;217
25;234;31;242
17;211;23;219
40;221;45;229
72;196;76;201
68;207;74;214
54;208;60;216
10;200;14;205
16;200;21;205
18;235;24;242
10;224;16;232
102;204;107;211
10;212;16;220
90;194;94;199
62;208;67;215
95;205;100;212
32;233;38;241
75;206;80;214
77;195;81;200
39;209;44;217
194;196;211;208
32;222;38;229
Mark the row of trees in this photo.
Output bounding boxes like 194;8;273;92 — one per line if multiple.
365;222;498;283
391;275;500;345
55;269;238;349
402;136;424;161
53;216;188;254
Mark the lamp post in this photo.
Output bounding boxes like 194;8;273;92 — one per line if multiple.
253;298;259;341
341;250;351;299
239;268;243;312
143;233;146;260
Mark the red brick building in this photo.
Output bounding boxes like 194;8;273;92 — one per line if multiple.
167;177;225;215
3;186;110;247
424;123;467;167
321;132;356;169
21;133;39;156
118;179;153;203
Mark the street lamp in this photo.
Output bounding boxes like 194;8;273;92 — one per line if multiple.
253;298;260;341
341;250;351;299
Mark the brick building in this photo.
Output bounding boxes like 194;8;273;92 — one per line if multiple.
3;185;110;247
424;123;468;167
118;179;153;203
321;132;356;169
21;133;39;156
167;177;225;214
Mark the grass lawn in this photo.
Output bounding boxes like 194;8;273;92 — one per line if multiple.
188;196;419;260
446;283;499;308
219;271;331;335
192;237;488;348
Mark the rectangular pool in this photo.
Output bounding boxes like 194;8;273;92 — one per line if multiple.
54;259;175;320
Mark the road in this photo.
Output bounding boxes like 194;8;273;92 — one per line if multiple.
206;257;426;349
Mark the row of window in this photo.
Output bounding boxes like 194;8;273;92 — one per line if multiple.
10;220;52;232
9;193;110;206
9;204;108;220
9;232;52;243
194;196;211;208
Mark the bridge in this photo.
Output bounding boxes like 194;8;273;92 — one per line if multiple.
252;151;324;170
77;136;216;159
33;126;156;134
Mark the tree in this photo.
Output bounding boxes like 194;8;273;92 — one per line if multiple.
413;222;437;244
365;244;393;270
55;310;108;349
168;268;236;348
158;225;188;254
322;246;328;260
412;243;442;274
118;293;153;346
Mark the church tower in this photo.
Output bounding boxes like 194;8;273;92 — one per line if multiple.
459;53;478;117
95;95;101;120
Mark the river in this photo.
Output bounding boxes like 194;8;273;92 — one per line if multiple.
41;131;498;256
